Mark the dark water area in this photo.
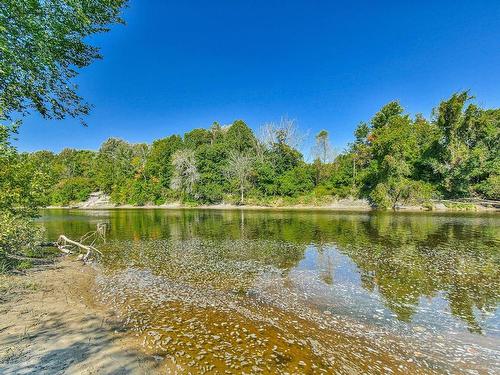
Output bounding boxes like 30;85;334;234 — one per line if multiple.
39;209;500;374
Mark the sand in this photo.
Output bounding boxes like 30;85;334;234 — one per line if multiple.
0;259;162;374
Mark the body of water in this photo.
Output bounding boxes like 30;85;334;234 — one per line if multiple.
39;209;500;374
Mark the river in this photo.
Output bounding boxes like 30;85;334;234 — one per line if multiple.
39;209;500;374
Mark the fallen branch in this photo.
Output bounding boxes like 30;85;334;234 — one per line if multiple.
55;224;106;263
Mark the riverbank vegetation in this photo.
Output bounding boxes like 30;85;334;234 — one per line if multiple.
20;92;500;209
1;2;499;274
0;0;127;271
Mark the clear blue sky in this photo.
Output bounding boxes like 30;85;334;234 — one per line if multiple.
16;0;500;155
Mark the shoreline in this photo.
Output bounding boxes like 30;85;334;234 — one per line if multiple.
2;231;498;373
0;259;164;374
45;201;500;213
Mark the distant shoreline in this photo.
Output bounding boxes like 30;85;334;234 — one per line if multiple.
45;200;500;213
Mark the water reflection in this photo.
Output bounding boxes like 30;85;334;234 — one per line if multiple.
40;209;499;334
39;209;500;372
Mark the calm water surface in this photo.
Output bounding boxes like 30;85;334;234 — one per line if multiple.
39;209;500;374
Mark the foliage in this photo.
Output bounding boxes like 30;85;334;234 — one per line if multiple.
0;0;127;124
0;211;43;271
10;92;500;210
279;165;314;197
225;151;254;204
0;125;47;271
0;0;127;271
51;177;94;206
313;130;334;164
145;135;183;189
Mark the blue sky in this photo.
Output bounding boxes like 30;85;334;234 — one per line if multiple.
16;0;500;155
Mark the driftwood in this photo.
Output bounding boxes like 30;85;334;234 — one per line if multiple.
55;223;106;263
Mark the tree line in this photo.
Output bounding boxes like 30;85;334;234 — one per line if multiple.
20;92;500;209
1;1;499;272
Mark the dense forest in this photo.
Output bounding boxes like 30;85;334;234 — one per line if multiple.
15;91;500;210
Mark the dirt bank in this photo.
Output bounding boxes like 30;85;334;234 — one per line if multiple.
0;259;162;374
47;192;499;212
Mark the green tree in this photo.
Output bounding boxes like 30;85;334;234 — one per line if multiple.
0;125;45;270
184;128;212;149
145;135;183;190
279;164;314;197
430;92;500;198
194;142;228;203
225;120;257;153
0;0;126;270
51;177;94;205
364;103;434;208
371;101;404;129
0;0;127;124
94;138;135;194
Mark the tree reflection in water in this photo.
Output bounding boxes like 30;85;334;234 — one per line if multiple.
40;209;499;334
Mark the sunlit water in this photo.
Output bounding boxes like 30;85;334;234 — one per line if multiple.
39;209;500;374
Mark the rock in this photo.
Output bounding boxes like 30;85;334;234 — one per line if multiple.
433;203;447;211
78;191;114;209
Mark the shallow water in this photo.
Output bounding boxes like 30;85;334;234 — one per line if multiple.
40;209;500;374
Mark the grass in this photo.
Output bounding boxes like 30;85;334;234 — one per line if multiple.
442;201;477;211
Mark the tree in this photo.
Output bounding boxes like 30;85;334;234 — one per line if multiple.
51;177;94;205
0;0;127;270
56;149;95;179
145;135;183;189
0;125;45;270
94;138;135;194
313;130;334;164
259;117;304;150
279;165;314;197
354;122;370;144
209;122;224;145
371;101;404;129
0;0;127;124
225;120;257;153
270;142;303;176
225;151;254;204
171;149;199;199
429;92;500;198
194;142;228;203
312;130;334;186
364;103;430;208
184;128;212;149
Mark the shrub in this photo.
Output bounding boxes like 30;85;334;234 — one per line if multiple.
278;166;314;197
475;174;500;200
51;177;94;205
194;183;224;204
370;179;436;209
0;212;43;273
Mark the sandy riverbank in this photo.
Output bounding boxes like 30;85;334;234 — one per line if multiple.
0;259;164;374
46;198;499;212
